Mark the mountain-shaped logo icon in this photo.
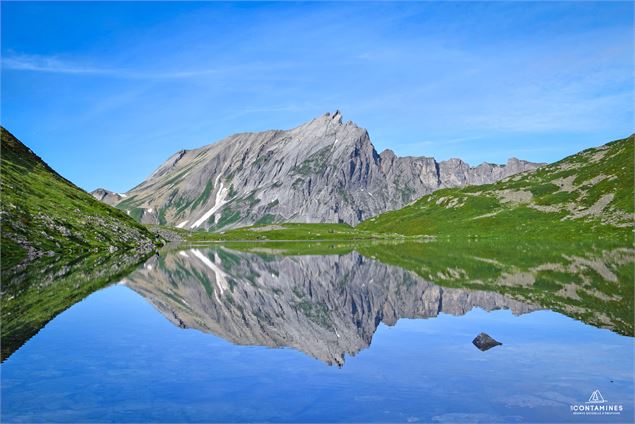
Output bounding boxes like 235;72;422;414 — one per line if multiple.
586;390;607;404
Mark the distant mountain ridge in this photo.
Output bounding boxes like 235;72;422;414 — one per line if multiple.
360;135;634;237
93;111;544;230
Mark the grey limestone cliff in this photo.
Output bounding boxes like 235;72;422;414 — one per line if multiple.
94;112;543;230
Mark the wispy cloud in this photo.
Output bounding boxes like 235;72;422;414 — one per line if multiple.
3;54;115;75
1;53;287;80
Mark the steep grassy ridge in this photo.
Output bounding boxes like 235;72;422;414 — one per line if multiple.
359;135;634;240
0;128;160;281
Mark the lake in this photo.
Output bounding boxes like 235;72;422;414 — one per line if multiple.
2;241;633;423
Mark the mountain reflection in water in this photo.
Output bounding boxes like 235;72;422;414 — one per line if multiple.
2;241;633;423
3;239;632;365
123;247;537;366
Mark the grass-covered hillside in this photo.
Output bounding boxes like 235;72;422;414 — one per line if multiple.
359;135;634;240
0;128;161;282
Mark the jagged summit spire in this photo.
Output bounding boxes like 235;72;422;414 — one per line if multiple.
323;110;343;124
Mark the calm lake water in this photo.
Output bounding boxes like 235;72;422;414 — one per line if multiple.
2;243;634;423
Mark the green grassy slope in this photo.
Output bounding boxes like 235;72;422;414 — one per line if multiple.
0;128;161;281
359;135;634;240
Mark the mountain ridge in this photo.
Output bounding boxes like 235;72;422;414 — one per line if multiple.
92;111;544;230
186;133;633;243
359;134;634;237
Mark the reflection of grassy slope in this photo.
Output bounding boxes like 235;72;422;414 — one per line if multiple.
1;250;153;361
0;128;160;279
359;136;633;239
219;240;365;256
356;240;633;336
180;223;407;242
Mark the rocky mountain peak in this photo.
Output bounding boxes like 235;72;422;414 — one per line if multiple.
505;157;535;174
91;188;123;205
322;109;343;122
332;109;343;124
96;113;545;230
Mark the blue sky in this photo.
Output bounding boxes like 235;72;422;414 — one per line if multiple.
2;1;633;192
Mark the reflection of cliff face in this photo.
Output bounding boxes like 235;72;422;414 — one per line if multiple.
124;248;535;366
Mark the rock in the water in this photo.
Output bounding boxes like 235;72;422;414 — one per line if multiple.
472;332;502;351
